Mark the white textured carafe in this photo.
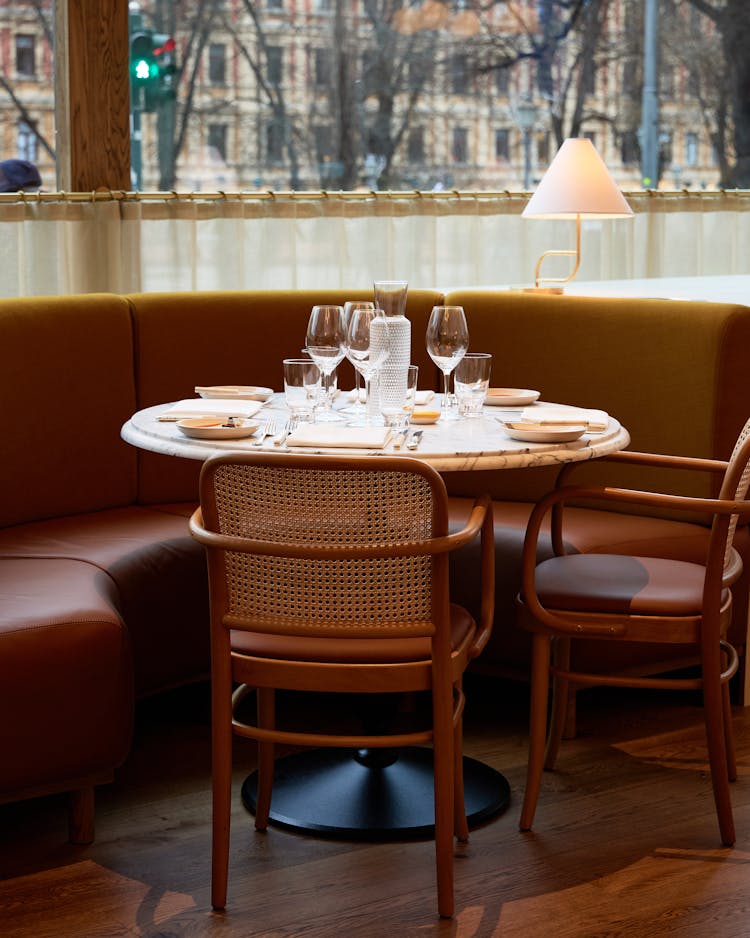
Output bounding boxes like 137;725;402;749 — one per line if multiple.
369;282;410;419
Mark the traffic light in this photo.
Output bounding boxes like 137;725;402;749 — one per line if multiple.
130;30;177;112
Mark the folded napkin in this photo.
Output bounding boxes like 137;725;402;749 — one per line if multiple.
519;405;609;432
158;398;264;421
285;424;391;449
345;388;434;405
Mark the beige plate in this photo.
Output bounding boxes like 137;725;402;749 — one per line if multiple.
177;418;260;440
503;422;586;444
485;388;540;407
195;385;274;401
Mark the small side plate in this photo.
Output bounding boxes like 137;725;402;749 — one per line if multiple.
177;417;260;440
195;385;274;402
503;422;586;443
485;388;540;407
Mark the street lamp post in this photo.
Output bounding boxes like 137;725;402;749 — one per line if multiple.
516;97;538;190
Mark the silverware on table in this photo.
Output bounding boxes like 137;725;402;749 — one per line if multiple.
274;417;299;447
406;430;424;450
252;417;277;446
392;428;408;449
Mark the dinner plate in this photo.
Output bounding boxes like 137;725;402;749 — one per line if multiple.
485;388;540;407
195;385;274;402
177;417;260;440
502;422;586;443
410;410;441;425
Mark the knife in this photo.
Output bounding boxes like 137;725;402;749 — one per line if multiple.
406;430;424;450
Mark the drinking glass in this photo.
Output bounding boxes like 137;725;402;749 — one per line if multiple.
381;364;418;430
373;280;408;317
343;301;376;416
425;305;469;421
454;352;492;417
305;305;346;422
344;306;390;426
283;358;321;422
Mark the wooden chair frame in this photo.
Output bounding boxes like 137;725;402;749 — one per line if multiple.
517;427;750;846
190;453;494;919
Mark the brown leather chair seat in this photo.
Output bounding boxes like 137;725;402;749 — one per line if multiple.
0;505;208;696
0;557;133;796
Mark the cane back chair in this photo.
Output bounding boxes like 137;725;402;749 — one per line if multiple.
189;452;494;918
516;416;750;845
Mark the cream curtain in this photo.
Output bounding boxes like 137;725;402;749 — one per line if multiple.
1;190;750;297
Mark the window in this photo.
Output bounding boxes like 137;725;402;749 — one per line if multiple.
17;121;37;163
15;35;36;78
208;124;227;163
208;44;226;85
495;128;509;161
315;49;332;87
408;127;424;163
536;131;549;165
314;125;332;163
495;68;509;97
660;66;674;97
621;130;639;166
452;127;468;163
688;68;700;98
408;51;431;92
685;132;698;167
267;46;283;87
268;0;284;10
451;55;469;95
267;120;285;163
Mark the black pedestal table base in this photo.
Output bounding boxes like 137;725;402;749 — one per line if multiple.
240;746;510;840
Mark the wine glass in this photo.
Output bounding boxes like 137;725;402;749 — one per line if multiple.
343;301;375;417
344;306;390;426
305;305;346;422
425;305;469;420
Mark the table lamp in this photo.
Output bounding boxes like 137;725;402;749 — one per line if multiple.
522;137;633;292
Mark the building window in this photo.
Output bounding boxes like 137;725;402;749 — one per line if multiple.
208;124;227;163
208;44;226;85
408;126;424;163
452;127;468;163
495;128;509;161
688;68;700;98
15;35;36;78
495;68;509;97
408;51;431;92
451;54;469;95
268;0;284;10
621;130;639;166
315;49;332;87
685;132;698;167
267;46;283;87
18;120;37;163
660;66;674;97
536;130;549;165
267;121;285;163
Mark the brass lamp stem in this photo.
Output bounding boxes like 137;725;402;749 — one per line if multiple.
533;214;582;289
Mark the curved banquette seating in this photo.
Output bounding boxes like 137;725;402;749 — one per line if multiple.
1;287;749;841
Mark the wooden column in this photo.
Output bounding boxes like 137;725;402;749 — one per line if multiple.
55;0;131;191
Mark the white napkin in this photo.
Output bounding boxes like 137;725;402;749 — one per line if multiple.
158;398;265;421
519;404;609;432
285;424;391;449
345;388;434;405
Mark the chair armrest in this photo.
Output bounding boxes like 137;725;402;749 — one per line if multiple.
466;494;495;660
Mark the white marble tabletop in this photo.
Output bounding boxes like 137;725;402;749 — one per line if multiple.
122;394;630;472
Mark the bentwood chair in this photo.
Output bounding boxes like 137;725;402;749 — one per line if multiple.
516;417;750;846
189;452;494;918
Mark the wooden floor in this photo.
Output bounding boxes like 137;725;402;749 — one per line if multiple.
2;675;750;937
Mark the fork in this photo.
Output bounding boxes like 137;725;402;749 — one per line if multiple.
252;417;277;446
274;416;299;447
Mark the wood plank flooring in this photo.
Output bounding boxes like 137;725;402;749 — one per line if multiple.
1;676;750;937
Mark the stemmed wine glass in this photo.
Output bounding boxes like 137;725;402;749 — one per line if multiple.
343;301;376;417
344;306;390;426
425;305;469;421
305;305;346;422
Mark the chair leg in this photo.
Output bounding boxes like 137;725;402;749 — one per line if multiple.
520;632;551;832
703;656;735;846
254;687;276;831
68;786;95;845
211;659;233;911
453;688;469;843
721;651;737;782
433;680;456;918
544;637;571;770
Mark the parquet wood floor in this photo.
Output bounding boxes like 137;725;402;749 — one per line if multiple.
1;676;749;937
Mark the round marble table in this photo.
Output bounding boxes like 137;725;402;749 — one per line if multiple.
122;395;630;470
121;395;630;839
